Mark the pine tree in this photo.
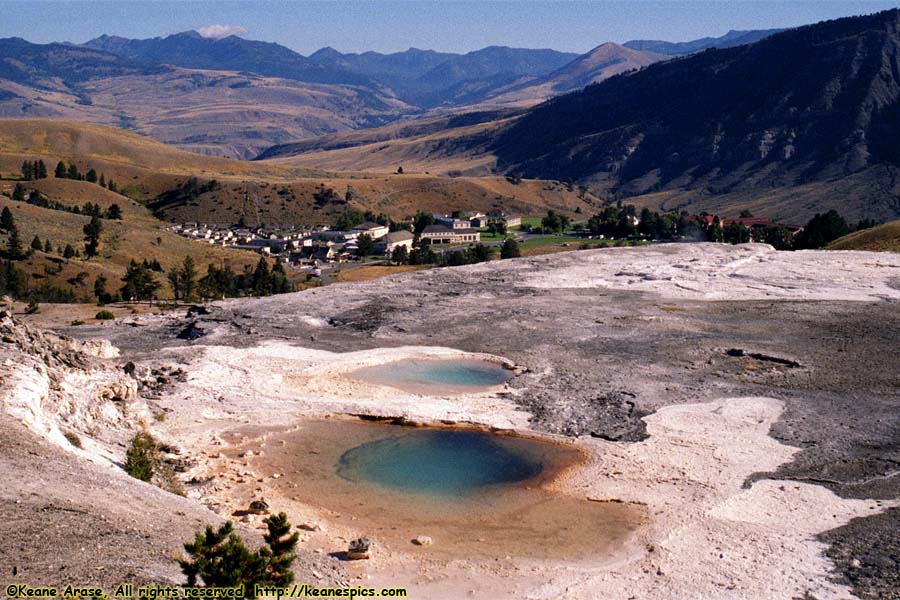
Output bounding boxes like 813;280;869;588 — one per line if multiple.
270;260;289;294
180;255;198;301
180;521;268;592
6;225;23;259
67;164;79;180
107;180;117;193
31;236;42;251
124;431;155;482
179;513;297;595
83;215;102;258
85;169;98;183
43;239;52;253
167;267;181;300
795;210;850;249
12;183;25;201
94;274;108;305
0;207;13;232
21;160;34;181
35;160;47;179
55;161;66;178
121;259;161;302
0;260;27;297
99;174;106;188
106;204;122;220
252;256;271;296
262;513;298;586
63;244;76;259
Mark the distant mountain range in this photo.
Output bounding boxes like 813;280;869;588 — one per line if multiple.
623;29;783;55
0;25;796;157
465;43;667;109
0;37;164;86
84;31;378;87
79;28;780;109
85;33;582;108
0;37;409;159
266;9;900;222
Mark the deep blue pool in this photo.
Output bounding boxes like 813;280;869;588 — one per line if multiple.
336;428;543;497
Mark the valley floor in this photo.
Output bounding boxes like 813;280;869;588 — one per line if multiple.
2;243;900;599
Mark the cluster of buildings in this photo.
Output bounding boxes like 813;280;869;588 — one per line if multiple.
169;221;414;263
684;215;803;241
168;210;523;267
421;210;521;244
170;210;523;263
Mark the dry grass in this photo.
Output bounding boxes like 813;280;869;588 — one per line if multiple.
0;65;410;159
660;305;687;312
331;263;425;283
0;120;593;226
125;173;592;226
0;119;283;174
0;179;266;300
10;300;169;328
828;219;900;252
264;116;516;175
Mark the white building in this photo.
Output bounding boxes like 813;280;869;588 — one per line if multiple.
420;224;480;244
376;230;415;255
434;214;474;230
353;221;390;240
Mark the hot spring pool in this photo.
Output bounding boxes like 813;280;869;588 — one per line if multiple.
349;358;513;394
336;428;542;497
245;420;646;560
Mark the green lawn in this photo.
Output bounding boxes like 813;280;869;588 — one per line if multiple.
478;231;514;241
513;216;544;231
518;235;587;248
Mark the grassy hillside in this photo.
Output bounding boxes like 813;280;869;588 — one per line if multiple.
0;119;311;176
261;114;512;176
150;174;594;225
0;120;594;227
0;69;409;160
828;220;900;252
0;178;266;303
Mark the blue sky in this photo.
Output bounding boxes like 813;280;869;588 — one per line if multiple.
2;0;899;54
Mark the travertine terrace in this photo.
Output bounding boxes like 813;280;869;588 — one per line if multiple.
3;243;900;599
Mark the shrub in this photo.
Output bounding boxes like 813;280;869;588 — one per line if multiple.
500;238;521;259
124;431;156;482
179;513;298;594
95;310;115;320
63;431;82;448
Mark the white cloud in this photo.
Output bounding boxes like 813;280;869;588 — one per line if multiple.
196;24;248;39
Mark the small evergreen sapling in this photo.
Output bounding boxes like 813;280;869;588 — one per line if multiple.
124;431;155;482
179;513;298;597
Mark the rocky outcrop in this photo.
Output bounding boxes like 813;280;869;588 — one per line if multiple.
0;309;152;462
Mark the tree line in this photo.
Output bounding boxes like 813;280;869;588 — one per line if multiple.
13;185;122;220
51;161;118;192
581;204;865;250
114;256;293;304
20;160;48;181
